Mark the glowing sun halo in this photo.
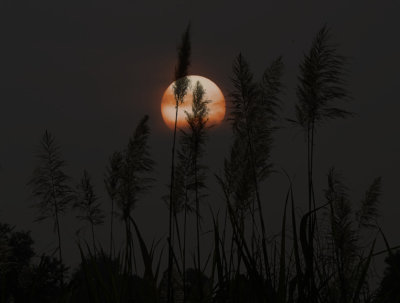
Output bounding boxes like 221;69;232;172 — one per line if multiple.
161;75;226;129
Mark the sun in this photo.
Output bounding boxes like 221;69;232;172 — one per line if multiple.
161;75;226;129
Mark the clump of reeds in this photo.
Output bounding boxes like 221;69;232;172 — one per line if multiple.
16;25;398;303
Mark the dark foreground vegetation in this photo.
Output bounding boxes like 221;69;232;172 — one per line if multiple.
1;25;399;303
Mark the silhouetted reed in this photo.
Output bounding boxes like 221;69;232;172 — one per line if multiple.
167;24;191;303
288;25;353;303
28;130;75;269
111;115;154;275
216;53;284;300
74;170;105;252
104;151;123;257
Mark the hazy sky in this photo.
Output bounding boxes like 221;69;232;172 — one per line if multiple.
0;0;399;272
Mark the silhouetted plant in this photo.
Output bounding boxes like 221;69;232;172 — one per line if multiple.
356;177;382;230
74;169;105;252
374;250;400;303
182;80;210;301
184;268;212;302
289;25;352;302
113;115;155;274
104;151;123;257
322;168;359;303
0;23;395;303
310;168;383;303
167;24;191;303
28;130;75;267
218;53;284;300
164;80;211;302
164;139;191;300
24;255;67;302
68;247;129;302
69;242;162;303
0;223;65;303
0;223;34;302
165;123;202;302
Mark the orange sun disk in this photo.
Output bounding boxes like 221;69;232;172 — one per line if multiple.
161;75;226;129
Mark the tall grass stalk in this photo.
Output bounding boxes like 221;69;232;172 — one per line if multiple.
28;130;75;274
167;24;191;303
290;26;352;301
105;151;123;257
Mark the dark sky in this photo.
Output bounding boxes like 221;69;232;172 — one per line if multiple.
0;0;399;273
